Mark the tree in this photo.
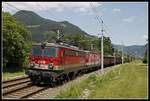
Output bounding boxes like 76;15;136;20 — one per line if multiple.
143;49;148;64
63;34;114;55
3;12;32;68
98;37;114;55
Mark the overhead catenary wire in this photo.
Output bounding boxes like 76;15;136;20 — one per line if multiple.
2;5;16;13
91;3;112;37
4;2;65;40
90;3;112;42
90;3;103;27
5;3;42;29
36;2;63;21
35;2;64;40
5;3;114;44
4;2;64;22
4;2;36;21
90;3;123;57
90;3;119;41
5;2;20;11
31;2;65;40
5;2;116;48
5;2;118;43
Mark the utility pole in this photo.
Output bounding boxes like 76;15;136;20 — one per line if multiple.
114;50;116;65
57;29;60;40
146;39;148;63
122;41;124;64
101;20;104;73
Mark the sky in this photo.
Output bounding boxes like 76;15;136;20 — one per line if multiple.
2;2;148;46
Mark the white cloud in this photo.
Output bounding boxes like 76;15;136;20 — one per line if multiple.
142;34;148;40
2;2;102;14
112;8;121;13
123;16;136;22
55;8;64;12
79;7;87;13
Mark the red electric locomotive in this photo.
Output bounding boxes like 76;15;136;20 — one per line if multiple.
27;42;101;84
27;42;122;84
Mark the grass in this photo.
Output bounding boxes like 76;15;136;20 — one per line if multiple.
2;67;27;81
55;60;148;99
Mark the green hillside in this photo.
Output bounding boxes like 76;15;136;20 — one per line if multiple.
13;10;92;42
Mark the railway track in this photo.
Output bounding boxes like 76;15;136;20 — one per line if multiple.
3;84;50;99
2;76;51;99
3;76;30;89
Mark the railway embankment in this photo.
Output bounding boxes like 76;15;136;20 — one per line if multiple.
55;60;148;99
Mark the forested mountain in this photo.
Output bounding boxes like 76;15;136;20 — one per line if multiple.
113;44;147;58
13;10;92;42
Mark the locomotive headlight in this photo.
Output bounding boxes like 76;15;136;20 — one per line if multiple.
48;62;54;69
30;63;35;68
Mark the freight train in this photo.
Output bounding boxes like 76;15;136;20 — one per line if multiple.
27;42;123;84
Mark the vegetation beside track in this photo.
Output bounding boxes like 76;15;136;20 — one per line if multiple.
55;60;148;99
2;67;26;81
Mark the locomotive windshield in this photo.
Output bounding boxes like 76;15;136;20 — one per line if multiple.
32;46;58;57
32;46;42;56
43;47;58;57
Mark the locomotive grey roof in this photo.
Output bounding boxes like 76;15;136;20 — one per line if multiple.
32;43;103;54
32;42;86;52
32;43;118;57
